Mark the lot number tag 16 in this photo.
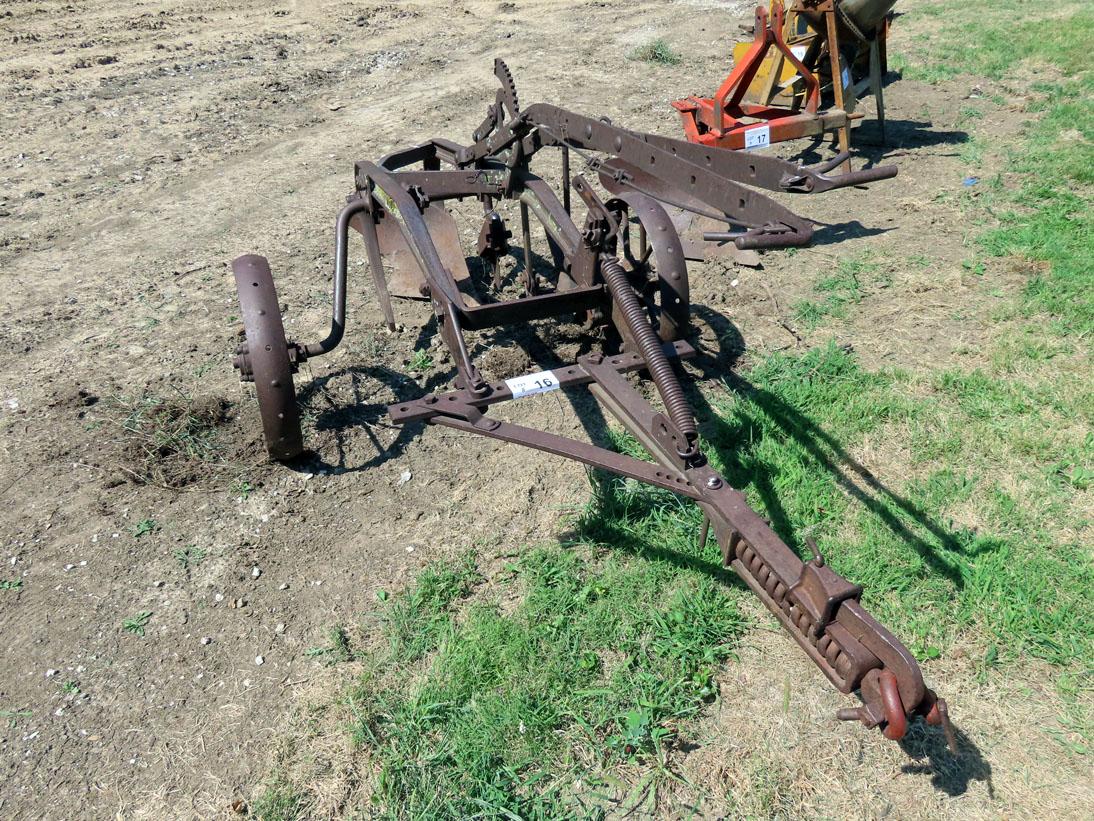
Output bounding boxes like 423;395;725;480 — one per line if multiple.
505;369;560;399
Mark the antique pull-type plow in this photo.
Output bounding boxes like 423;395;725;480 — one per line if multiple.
231;61;954;751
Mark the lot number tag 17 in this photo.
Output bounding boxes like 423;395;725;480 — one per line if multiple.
744;125;771;151
505;369;560;399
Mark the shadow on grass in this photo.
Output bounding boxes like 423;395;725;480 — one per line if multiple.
288;294;994;795
900;720;994;798
568;306;993;794
686;305;979;590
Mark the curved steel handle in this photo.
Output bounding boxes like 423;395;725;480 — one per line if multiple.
786;162;899;193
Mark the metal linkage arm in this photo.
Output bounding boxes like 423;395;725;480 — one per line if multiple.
577;353;950;745
456;102;813;249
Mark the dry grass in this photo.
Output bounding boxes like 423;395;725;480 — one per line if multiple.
104;390;245;488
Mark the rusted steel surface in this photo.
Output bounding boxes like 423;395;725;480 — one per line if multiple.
230;255;303;460
228;59;952;753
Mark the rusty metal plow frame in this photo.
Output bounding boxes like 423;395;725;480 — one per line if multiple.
230;60;955;753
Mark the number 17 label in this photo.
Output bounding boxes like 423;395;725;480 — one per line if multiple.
744;125;771;151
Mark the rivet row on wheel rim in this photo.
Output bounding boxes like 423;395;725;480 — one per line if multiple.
231;254;304;460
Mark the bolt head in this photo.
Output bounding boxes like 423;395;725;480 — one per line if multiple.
706;476;723;489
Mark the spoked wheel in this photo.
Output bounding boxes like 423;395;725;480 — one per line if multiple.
231;254;305;460
607;191;690;346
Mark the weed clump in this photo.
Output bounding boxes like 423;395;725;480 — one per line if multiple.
629;38;681;65
110;392;233;488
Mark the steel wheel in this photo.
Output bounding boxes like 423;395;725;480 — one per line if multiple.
609;191;690;344
232;254;304;460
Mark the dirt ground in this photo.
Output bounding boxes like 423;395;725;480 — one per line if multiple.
0;1;1086;819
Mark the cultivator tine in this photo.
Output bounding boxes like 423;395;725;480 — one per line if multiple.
230;57;950;755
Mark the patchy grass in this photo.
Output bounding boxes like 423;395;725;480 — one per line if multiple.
793;255;885;328
258;534;746;817
701;345;1092;668
384;551;481;663
628;38;682;66
122;611;153;637
890;2;1093;81
978;78;1093;337
304;626;354;667
249;783;306;821
890;1;1093;337
259;340;1090;815
109;390;235;488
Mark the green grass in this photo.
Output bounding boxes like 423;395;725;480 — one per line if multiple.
978;78;1093;336
701;345;1092;664
262;342;1090;816
132;518;158;538
304;625;354;666
122;611;153;636
629;38;682;66
407;349;433;374
891;3;1094;81
793;255;884;329
339;541;743;817
891;1;1094;337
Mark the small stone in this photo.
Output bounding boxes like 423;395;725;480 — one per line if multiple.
153;580;164;588
397;469;412;486
45;669;58;678
214;593;224;603
278;583;288;591
251;566;261;579
64;564;74;571
254;655;264;665
274;623;286;634
200;637;212;645
730;278;739;287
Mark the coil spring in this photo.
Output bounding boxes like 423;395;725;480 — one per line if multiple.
600;256;697;444
735;539;851;681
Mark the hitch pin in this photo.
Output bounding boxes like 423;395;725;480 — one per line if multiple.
698;513;711;552
804;535;825;566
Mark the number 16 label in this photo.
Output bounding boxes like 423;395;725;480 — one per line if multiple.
505;369;560;399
